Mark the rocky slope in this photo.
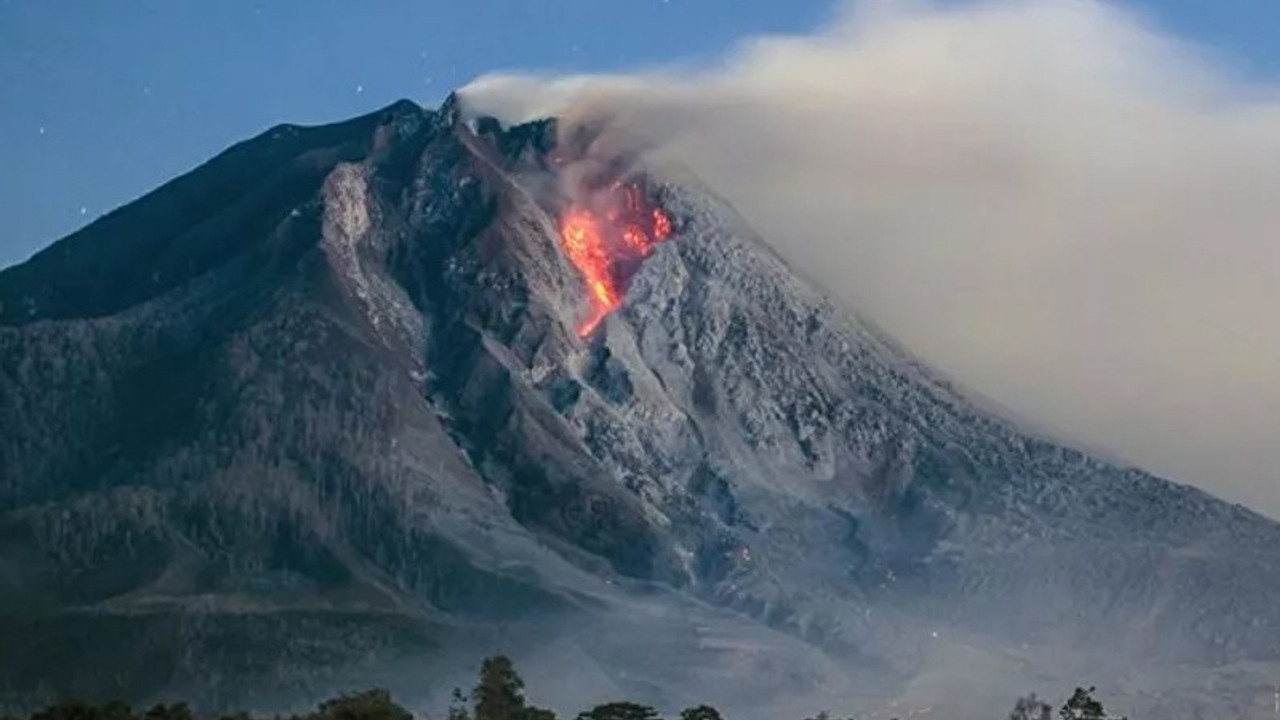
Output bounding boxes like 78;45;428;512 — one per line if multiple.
2;96;1278;718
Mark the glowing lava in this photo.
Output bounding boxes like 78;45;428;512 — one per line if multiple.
558;184;674;337
559;208;620;336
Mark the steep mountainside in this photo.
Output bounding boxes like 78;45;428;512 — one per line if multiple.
2;96;1278;718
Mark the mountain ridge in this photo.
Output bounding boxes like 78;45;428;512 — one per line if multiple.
0;97;434;325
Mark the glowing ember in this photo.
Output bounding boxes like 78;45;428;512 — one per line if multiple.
621;225;651;256
652;207;672;241
557;183;674;337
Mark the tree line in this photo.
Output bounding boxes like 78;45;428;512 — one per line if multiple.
0;655;1125;720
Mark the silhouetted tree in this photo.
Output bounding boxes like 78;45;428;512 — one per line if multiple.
143;704;192;720
1059;687;1123;720
574;702;659;720
100;702;132;720
1009;694;1051;720
474;656;527;720
470;655;556;720
31;701;98;720
448;688;472;720
679;706;723;720
20;700;141;720
315;689;412;720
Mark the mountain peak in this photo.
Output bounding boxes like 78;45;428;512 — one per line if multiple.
437;91;464;129
381;97;424;116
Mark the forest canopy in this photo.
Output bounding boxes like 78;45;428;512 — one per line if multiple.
0;656;1124;720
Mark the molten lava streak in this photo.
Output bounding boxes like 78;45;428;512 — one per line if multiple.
558;185;673;337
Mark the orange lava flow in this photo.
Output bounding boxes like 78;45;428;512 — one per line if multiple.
557;184;673;337
559;208;619;336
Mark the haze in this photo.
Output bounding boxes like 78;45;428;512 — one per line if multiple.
462;0;1280;518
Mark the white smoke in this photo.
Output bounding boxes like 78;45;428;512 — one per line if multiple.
461;0;1280;518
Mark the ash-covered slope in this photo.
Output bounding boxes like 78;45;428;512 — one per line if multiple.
2;95;1279;717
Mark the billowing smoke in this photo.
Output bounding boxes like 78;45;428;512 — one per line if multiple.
461;0;1280;518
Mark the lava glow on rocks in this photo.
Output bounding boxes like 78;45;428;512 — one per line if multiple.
558;182;673;337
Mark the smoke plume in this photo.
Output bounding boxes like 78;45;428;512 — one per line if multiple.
461;0;1280;518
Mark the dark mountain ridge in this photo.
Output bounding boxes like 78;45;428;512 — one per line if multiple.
2;96;1278;719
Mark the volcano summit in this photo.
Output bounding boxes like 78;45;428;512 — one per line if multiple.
2;96;1279;718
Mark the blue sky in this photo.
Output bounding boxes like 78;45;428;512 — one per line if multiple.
0;0;1275;269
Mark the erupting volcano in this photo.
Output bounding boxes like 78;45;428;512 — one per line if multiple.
558;181;673;336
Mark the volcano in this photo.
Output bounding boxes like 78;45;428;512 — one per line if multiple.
3;96;1280;718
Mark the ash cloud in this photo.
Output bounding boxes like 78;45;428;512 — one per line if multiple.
461;0;1280;518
